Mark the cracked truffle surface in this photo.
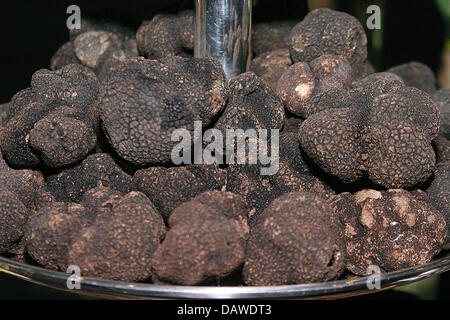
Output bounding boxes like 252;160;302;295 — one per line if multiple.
299;107;364;183
47;153;132;203
72;31;138;81
68;191;165;281
363;87;439;188
243;192;345;286
131;165;226;221
276;55;352;118
289;8;367;66
152;216;245;285
331;189;447;275
100;56;228;166
136;10;194;59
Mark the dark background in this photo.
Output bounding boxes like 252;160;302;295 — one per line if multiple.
0;0;448;299
0;0;446;103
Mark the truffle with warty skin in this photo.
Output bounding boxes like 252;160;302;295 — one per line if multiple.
1;64;100;168
330;189;448;275
46;153;132;203
242;192;345;286
226;130;334;222
80;186;124;219
289;9;368;67
213;72;285;135
169;190;250;239
131;165;226;221
387;61;437;94
24;202;91;270
136;10;194;59
0;167;52;212
152;216;245;285
68;191;165;281
100;56;228;166
27;106;97;168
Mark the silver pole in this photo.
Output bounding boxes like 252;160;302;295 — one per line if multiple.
195;0;252;79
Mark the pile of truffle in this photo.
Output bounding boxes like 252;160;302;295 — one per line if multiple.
0;8;448;286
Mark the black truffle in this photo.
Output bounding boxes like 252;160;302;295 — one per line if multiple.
433;135;450;163
47;153;132;203
250;49;292;90
431;88;450;139
2;64;100;167
131;165;226;221
330;189;447;275
0;167;51;211
100;56;228;166
387;61;437;94
276;55;352;118
299;86;440;188
136;10;194;59
243;192;345;286
289;9;367;67
27;106;97;168
152;216;245;285
169;190;250;239
0;188;30;254
68;191;165;281
252;21;296;56
80;186;124;218
25;202;90;270
214;72;285;133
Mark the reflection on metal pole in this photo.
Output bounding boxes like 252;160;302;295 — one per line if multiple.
195;0;252;79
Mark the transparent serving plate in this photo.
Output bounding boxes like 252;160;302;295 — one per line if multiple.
0;251;448;299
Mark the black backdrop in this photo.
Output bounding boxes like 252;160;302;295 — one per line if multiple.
0;0;446;104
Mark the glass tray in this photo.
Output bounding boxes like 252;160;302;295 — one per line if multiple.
0;251;448;299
